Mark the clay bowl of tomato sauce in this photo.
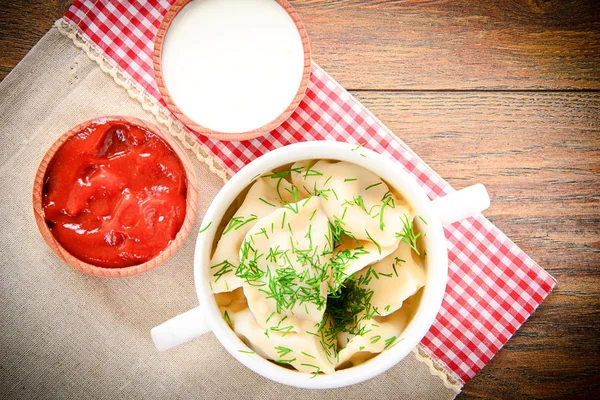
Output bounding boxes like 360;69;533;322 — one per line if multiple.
32;116;198;278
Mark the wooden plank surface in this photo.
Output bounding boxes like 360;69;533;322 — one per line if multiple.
2;0;600;89
291;0;600;90
1;0;599;399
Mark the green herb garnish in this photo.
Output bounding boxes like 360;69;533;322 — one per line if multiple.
365;182;382;191
365;229;382;254
259;197;276;207
198;221;212;233
396;214;422;255
223;214;258;235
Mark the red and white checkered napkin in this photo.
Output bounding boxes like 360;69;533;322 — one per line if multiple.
64;0;556;384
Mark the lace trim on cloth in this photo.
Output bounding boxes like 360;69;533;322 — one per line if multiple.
56;16;462;393
414;345;463;393
54;18;229;183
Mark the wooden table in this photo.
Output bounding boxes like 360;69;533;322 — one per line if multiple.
1;1;598;398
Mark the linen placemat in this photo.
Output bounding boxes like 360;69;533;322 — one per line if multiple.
0;1;556;398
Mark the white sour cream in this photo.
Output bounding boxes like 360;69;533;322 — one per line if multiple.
161;0;305;133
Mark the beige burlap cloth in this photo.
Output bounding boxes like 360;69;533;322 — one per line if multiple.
0;27;458;399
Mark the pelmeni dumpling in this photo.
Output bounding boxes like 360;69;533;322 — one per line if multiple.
241;196;332;331
291;160;411;249
328;237;397;291
336;307;411;368
209;177;297;293
218;289;336;375
353;240;425;317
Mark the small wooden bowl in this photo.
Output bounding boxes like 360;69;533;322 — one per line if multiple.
153;0;312;141
32;116;198;278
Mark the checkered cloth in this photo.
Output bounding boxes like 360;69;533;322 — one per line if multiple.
64;0;556;384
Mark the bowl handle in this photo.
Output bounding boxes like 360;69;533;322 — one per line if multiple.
431;184;490;227
151;306;210;352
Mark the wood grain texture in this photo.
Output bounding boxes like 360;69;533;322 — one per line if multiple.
0;0;71;80
1;0;599;398
289;0;600;90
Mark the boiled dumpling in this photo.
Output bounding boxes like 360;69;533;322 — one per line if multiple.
219;290;336;375
209;176;297;293
291;160;410;249
327;236;398;292
336;307;411;368
353;240;425;317
241;196;333;332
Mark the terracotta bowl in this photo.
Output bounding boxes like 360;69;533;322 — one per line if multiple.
153;0;312;141
32;116;198;278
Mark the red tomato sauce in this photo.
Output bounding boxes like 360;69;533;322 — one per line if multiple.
43;119;187;268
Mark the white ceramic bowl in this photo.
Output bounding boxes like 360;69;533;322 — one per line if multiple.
151;141;490;389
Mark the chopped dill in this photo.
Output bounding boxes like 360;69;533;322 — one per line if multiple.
303;160;323;178
384;336;400;350
261;168;301;180
331;188;339;201
301;363;321;378
392;262;399;277
223;214;258;235
238;350;254;354
275;358;296;364
211;260;235;282
198;221;212;233
365;229;382;254
365;182;382;191
378;191;396;230
223;310;232;326
250;172;261;182
283;186;300;213
270;325;294;336
396;214;422;255
259;197;276;207
275;346;293;357
302;195;314;207
370;335;381;344
255;227;269;239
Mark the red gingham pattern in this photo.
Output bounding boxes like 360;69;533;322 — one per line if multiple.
64;0;556;384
